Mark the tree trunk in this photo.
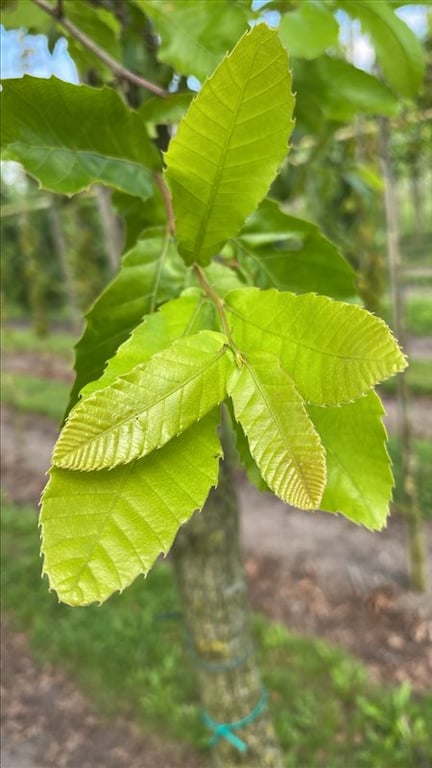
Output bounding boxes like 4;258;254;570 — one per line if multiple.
172;452;283;767
379;117;427;592
95;185;123;274
47;200;81;331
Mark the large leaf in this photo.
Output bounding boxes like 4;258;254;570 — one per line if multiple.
279;1;339;60
338;0;425;98
236;199;356;298
228;355;326;509
40;412;221;606
308;392;393;530
226;289;407;405
0;77;161;196
67;229;187;414
135;0;249;81
164;24;295;266
54;331;232;471
81;292;214;397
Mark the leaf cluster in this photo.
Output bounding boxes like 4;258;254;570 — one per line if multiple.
0;10;412;606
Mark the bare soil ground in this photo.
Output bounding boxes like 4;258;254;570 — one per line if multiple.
1;347;432;767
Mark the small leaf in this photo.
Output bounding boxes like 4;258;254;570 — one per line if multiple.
228;354;326;509
66;229;187;415
0;77;161;196
338;0;425;98
40;412;222;606
54;331;232;471
164;23;295;266
308;392;393;530
81;292;214;397
226;288;407;405
279;2;339;60
237;199;356;299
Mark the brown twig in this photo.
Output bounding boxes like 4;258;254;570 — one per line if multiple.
155;173;176;234
33;0;167;97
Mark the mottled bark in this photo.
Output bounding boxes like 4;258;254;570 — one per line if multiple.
172;455;283;767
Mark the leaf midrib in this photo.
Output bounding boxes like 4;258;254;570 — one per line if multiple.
227;305;393;363
58;343;228;461
192;41;258;259
244;360;320;506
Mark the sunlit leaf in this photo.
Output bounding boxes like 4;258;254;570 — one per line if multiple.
308;392;393;529
81;292;214;397
228;354;326;509
54;331;232;471
226;288;407;405
0;77;161;196
41;412;222;606
165;24;295;266
66;229;187;414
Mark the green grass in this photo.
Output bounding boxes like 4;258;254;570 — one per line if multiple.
378;359;432;396
389;438;432;520
1;373;70;423
1;502;431;767
1;325;77;360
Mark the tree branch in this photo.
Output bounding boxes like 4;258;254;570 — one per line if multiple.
32;0;167;97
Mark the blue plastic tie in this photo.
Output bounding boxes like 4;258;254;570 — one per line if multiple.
202;688;268;753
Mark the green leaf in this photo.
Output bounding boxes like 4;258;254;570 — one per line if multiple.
228;354;326;509
293;56;398;128
40;412;222;606
0;77;161;196
66;229;187;415
81;292;214;397
135;0;249;80
317;56;399;118
227;401;270;493
338;0;425;98
279;1;339;60
65;0;122;79
236;199;356;298
226;289;407;405
139;92;193;124
164;24;295;266
186;261;246;298
54;331;232;471
308;392;393;529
